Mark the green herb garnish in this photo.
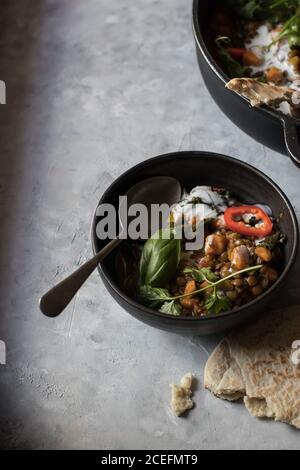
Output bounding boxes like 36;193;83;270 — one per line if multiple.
138;265;263;316
205;287;232;315
183;266;219;283
159;301;183;316
138;286;172;308
257;231;287;250
229;0;300;47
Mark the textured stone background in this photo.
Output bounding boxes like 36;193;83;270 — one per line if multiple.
0;0;299;450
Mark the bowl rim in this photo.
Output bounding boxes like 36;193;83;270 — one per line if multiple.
191;0;285;125
92;151;299;323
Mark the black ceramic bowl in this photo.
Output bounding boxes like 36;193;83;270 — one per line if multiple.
192;0;300;168
92;152;298;336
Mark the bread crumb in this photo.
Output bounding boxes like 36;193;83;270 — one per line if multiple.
170;373;194;417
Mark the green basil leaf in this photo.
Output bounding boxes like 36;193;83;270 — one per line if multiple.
205;291;232;315
183;267;219;283
159;301;182;316
138;285;171;308
139;229;181;287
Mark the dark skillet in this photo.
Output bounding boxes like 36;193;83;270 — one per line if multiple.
92;151;298;336
192;0;300;168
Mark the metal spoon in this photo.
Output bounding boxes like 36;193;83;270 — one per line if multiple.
40;176;182;317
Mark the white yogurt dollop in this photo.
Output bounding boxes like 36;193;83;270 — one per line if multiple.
172;186;230;224
247;24;300;89
246;24;300;115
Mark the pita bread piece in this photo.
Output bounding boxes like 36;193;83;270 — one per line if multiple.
205;307;300;429
226;78;299;109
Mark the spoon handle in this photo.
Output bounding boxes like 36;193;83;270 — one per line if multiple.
40;237;122;317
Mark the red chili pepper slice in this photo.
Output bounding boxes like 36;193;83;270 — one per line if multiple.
224;205;273;238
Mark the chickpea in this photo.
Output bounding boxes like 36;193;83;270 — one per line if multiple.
261;266;279;283
232;278;244;287
255;246;272;262
252;285;263;297
205;234;228;256
247;275;257;287
222;280;233;290
227;290;238;301
230;245;253;270
260;278;269;290
197;255;216;269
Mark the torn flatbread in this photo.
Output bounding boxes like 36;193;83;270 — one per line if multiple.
204;307;300;429
244;397;275;419
226;77;300;110
204;339;245;401
170;373;194;417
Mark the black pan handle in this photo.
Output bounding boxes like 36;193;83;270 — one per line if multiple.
283;118;300;168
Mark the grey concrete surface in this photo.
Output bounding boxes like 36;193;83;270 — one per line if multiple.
0;0;300;450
